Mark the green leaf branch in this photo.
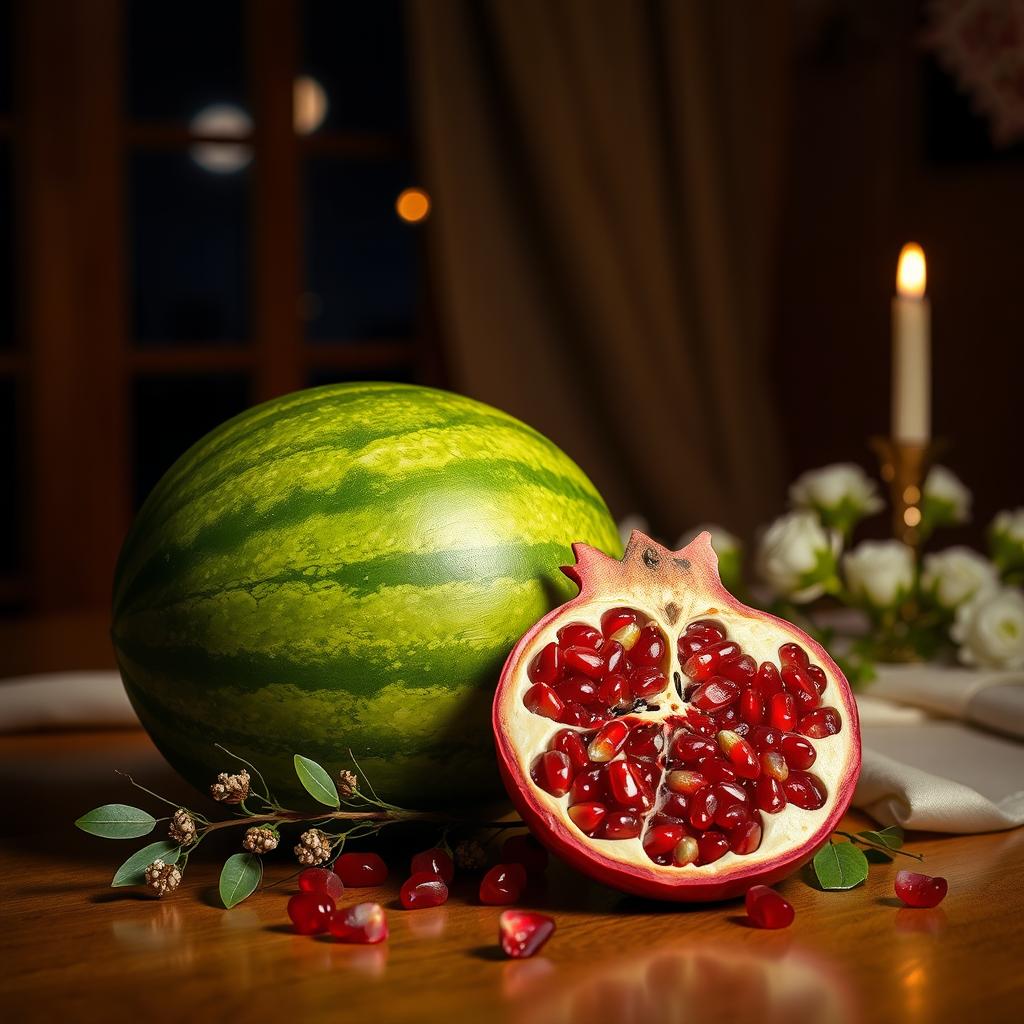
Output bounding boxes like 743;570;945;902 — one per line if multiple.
810;825;922;891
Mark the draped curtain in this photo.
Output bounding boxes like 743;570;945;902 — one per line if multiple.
409;0;790;539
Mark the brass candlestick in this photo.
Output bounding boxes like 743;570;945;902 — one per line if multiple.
870;437;942;550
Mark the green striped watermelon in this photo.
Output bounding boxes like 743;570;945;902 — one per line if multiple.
112;383;621;807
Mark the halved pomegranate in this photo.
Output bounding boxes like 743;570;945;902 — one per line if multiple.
492;532;861;902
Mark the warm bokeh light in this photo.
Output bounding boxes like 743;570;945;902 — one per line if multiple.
294;75;328;135
396;187;431;223
904;506;922;527
189;104;253;174
897;242;926;299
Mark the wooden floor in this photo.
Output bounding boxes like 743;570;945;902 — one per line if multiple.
2;729;1022;1023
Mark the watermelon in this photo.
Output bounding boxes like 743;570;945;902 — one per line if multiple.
112;383;621;806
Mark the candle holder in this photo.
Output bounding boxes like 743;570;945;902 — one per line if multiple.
870;437;943;550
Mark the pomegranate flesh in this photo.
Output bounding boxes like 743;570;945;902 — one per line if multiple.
493;532;861;902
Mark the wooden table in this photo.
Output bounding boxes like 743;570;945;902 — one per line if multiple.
2;729;1022;1023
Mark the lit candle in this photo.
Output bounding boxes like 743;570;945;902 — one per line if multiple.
891;242;931;443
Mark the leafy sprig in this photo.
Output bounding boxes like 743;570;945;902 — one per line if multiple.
810;825;922;891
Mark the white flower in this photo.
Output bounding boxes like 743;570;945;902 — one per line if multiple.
789;463;883;533
677;524;743;592
992;508;1024;544
617;514;649;549
921;547;998;610
952;586;1024;669
922;465;971;526
990;508;1024;577
755;512;841;603
843;540;915;609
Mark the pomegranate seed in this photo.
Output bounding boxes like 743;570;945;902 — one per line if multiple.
531;750;573;797
672;733;721;763
288;892;336;935
782;664;821;710
740;687;765;725
644;823;686;857
329;901;388;944
760;750;789;781
715;800;751;830
779;642;809;668
717;706;742;730
400;871;449;909
684;708;717;736
529;641;562;684
673;836;700;866
630;667;668;700
768;692;797;731
600;810;643;840
335;852;388;886
689;676;741;712
624;722;665;761
631;625;666;667
894;870;948;908
598;672;630;708
501;834;549;875
569;767;606;805
798;706;843;738
559;701;603;728
698;759;737;783
524;682;564;720
588;720;630;762
686;619;726;642
660;792;690;819
729;818;762;855
499;910;555;959
554;675;601;707
784;771;828;810
780;732;816;769
298;867;344;901
603;639;627;674
480;863;528;905
557;622;602;649
719;654;757;685
601;607;640;639
568;801;607;833
748;725;783;751
689;787;719;830
549;729;590;773
696;831;730;864
807;664;828;693
605;759;652;808
754;776;787;813
564;646;606;680
410;847;454;883
716;779;750;807
683;639;741;680
745;885;794;928
666;769;706;795
717;729;760;779
678;634;708;658
754;660;784;696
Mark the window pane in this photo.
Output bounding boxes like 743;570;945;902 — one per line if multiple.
302;0;409;134
130;151;250;346
127;0;245;120
0;144;12;348
0;378;18;573
307;364;417;389
133;374;251;509
304;158;419;341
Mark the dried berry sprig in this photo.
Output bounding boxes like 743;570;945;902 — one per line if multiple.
75;747;519;909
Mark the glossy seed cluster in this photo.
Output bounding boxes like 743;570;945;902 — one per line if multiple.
523;611;843;867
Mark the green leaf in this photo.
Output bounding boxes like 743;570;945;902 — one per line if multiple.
111;841;181;887
857;825;904;850
219;853;263;909
813;841;869;890
293;754;340;808
864;848;894;864
75;804;156;839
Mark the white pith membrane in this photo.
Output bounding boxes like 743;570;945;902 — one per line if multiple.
494;533;860;889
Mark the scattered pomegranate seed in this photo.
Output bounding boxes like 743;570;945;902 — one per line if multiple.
549;729;590;772
778;643;809;668
529;641;562;684
600;810;643;840
624;722;665;761
666;769;706;795
329;901;389;944
760;750;789;781
501;834;549;875
754;776;787;813
298;867;344;901
683;640;741;680
894;870;948;908
400;872;449;910
644;822;686;857
410;847;454;883
531;750;573;797
768;691;797;731
717;729;760;779
568;801;607;833
557;622;602;649
524;682;565;720
798;706;843;738
696;831;730;864
588;720;630;762
689;787;719;830
783;771;828;810
480;863;528;905
499;910;555;959
745;885;794;928
335;852;388;887
780;732;817;769
287;891;336;934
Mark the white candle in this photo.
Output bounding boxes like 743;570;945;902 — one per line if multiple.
891;242;931;443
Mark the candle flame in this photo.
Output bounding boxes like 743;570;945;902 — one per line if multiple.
897;242;926;299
